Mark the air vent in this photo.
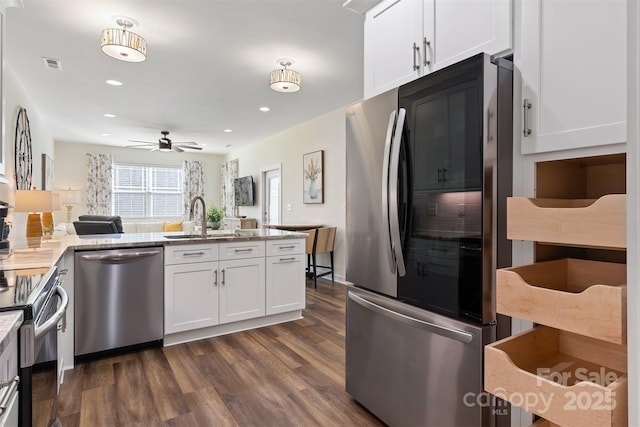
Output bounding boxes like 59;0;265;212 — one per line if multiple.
42;57;62;70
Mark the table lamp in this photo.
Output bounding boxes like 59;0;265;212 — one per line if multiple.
41;193;60;235
58;188;82;223
15;189;54;238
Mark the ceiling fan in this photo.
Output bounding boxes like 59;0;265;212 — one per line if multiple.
127;131;203;152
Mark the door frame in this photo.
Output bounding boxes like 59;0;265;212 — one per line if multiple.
261;163;282;225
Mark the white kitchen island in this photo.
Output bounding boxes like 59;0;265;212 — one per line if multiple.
0;228;307;372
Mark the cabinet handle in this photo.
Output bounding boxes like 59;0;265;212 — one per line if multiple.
278;245;296;250
0;376;19;411
279;257;296;262
412;42;420;71
233;248;253;253
523;99;532;137
221;269;225;285
214;269;218;286
182;251;205;257
423;37;431;66
437;168;442;182
442;168;447;182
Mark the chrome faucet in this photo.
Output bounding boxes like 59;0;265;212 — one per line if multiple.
189;195;207;236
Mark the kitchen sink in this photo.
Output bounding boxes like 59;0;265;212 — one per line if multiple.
163;231;241;240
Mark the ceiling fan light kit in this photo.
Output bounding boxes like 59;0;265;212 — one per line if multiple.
101;16;147;63
270;58;301;92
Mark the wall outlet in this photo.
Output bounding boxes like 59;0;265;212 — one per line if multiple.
287;203;292;212
427;204;437;216
458;204;465;216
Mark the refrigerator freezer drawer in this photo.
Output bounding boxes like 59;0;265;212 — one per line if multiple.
346;287;495;427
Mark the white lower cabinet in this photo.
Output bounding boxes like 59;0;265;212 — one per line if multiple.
266;254;305;315
219;257;266;324
165;263;219;334
164;239;303;341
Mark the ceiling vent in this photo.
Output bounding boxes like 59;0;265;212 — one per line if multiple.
42;57;62;70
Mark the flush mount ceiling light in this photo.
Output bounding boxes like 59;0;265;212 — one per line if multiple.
270;59;301;93
101;16;147;63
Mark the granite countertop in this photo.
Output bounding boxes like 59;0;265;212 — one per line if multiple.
0;311;23;355
0;228;307;270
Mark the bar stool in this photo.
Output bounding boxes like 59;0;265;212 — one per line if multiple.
305;227;336;289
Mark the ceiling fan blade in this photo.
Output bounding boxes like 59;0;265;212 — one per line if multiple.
172;146;184;152
150;147;160;152
127;139;155;144
177;145;202;150
173;141;198;145
126;144;155;148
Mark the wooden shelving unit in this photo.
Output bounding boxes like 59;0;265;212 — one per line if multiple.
485;154;628;427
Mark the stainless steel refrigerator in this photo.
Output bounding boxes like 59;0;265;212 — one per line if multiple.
345;53;513;426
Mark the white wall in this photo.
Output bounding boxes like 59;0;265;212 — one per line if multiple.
226;107;347;281
0;65;56;233
54;141;225;225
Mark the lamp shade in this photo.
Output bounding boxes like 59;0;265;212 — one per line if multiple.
270;59;301;93
58;188;82;205
14;190;53;212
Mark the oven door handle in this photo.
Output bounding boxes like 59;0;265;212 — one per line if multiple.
34;286;69;340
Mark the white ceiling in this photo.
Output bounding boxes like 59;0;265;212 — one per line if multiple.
4;0;365;154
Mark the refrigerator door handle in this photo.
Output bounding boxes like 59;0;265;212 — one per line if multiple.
348;290;473;344
381;110;398;274
388;108;407;276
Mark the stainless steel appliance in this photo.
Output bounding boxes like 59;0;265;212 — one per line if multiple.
345;53;513;426
74;247;163;357
0;266;68;427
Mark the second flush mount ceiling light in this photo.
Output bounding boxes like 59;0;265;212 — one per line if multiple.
101;16;147;62
270;59;301;92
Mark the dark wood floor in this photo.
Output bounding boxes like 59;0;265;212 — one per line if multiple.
37;280;385;427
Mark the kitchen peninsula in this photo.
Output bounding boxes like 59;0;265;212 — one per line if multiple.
1;228;307;373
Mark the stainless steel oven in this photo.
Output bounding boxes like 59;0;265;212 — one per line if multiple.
0;267;68;427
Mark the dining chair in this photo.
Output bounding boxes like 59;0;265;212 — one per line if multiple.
305;226;336;289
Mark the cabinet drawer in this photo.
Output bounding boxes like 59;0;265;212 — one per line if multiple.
507;195;626;249
266;239;305;256
219;241;265;260
485;326;627;427
165;243;218;265
497;259;626;344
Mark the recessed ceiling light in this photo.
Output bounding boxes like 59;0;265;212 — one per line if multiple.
224;129;232;133
105;79;123;86
100;133;110;136
259;106;270;112
103;113;116;118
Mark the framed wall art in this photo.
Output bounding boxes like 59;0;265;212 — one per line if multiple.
303;150;323;204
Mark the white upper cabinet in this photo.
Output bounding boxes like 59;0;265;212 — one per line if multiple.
364;0;512;98
517;0;626;155
364;0;423;97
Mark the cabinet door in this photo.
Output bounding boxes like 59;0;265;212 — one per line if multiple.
430;0;511;72
164;263;218;334
518;0;626;154
219;258;266;324
266;254;305;315
364;0;423;98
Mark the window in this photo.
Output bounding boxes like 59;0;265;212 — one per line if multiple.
113;163;183;218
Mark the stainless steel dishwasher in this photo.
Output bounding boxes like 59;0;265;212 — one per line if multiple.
74;247;164;356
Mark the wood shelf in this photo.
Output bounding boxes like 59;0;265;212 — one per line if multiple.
506;195;626;249
496;259;626;344
485;326;628;427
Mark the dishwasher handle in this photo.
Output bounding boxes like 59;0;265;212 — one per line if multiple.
79;249;162;262
34;286;69;340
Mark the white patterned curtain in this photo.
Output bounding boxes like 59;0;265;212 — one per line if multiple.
86;153;114;215
183;160;205;219
221;159;238;217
